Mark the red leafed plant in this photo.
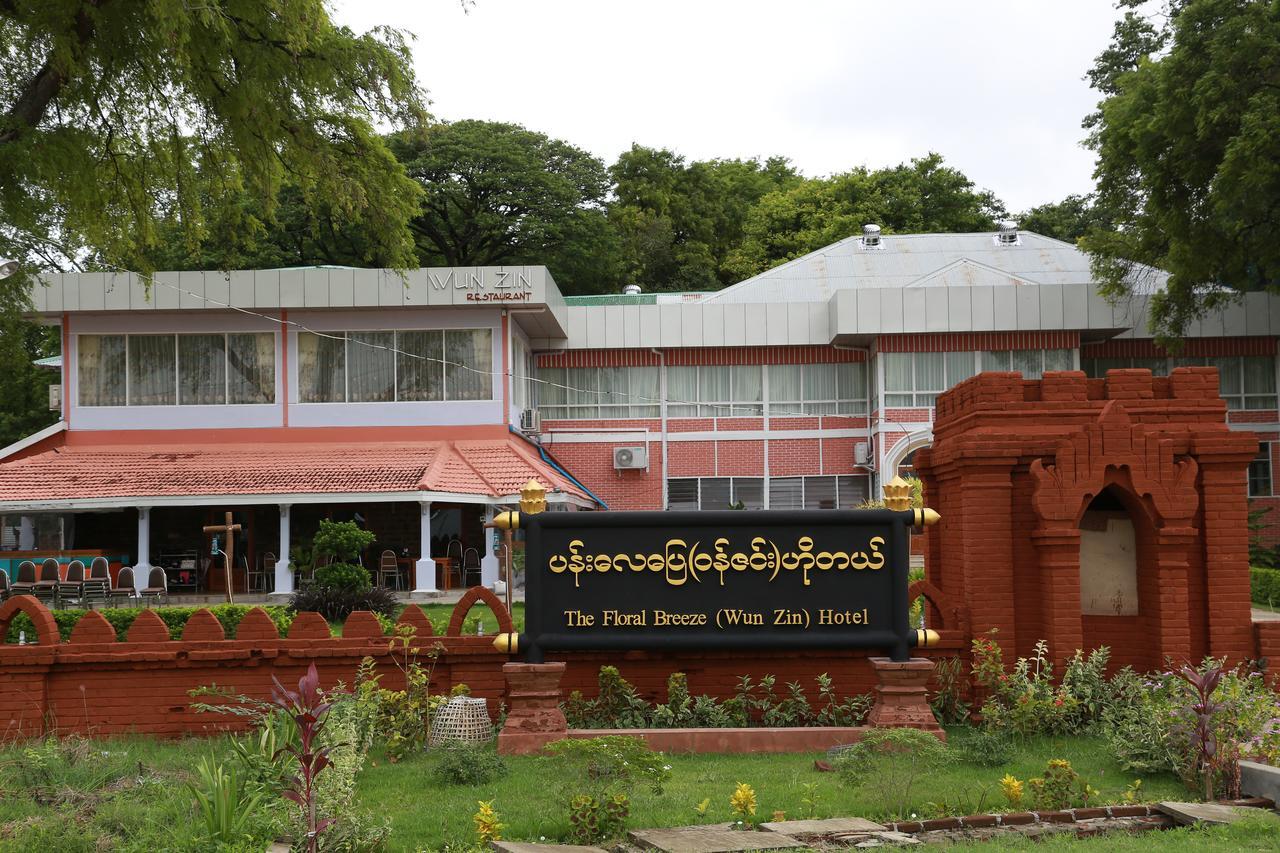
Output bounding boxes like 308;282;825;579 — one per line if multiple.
273;663;339;853
1179;664;1223;802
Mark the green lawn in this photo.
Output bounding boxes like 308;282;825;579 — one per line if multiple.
0;728;1260;852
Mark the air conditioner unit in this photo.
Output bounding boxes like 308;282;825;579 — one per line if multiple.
48;384;62;412
613;446;648;470
519;409;541;434
854;441;870;466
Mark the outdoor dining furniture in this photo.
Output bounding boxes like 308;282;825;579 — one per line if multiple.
82;557;111;608
140;567;168;606
249;552;273;594
10;560;35;597
57;559;86;607
32;558;60;607
377;550;401;590
109;567;138;607
463;547;481;587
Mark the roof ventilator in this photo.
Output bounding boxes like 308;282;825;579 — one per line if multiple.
622;283;642;295
995;220;1020;246
860;223;883;250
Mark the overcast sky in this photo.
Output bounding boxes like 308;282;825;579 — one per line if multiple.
332;0;1123;213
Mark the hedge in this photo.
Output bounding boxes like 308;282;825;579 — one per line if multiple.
3;604;296;644
1252;566;1280;608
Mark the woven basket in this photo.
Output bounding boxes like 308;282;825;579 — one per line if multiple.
428;695;494;747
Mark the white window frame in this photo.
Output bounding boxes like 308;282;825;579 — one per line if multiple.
665;476;765;511
77;332;277;407
766;475;871;509
1249;442;1273;498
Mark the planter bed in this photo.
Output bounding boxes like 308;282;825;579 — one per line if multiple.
502;725;943;755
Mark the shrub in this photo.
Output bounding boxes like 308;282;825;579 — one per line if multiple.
473;800;503;844
929;657;971;725
314;561;371;592
4;604;295;643
1250;566;1280;607
187;754;272;847
312;519;376;564
957;723;1017;767
567;792;629;844
433;743;507;786
288;585;398;622
834;727;949;819
545;736;670;844
1026;759;1098;811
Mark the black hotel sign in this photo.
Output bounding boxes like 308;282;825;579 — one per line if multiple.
516;509;920;663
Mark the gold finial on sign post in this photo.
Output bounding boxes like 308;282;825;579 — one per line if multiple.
883;475;912;512
519;479;546;515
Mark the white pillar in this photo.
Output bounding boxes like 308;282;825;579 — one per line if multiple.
413;501;437;594
17;516;35;550
481;505;500;588
273;504;293;595
134;506;152;592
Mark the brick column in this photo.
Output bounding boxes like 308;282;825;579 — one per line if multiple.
1152;526;1195;666
1031;526;1083;669
1197;447;1258;662
496;662;567;755
954;458;1019;656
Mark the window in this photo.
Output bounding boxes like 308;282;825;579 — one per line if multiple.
78;332;276;407
297;329;493;403
537;366;660;419
1082;356;1167;378
981;349;1074;379
1250;443;1272;498
767;475;870;509
768;363;867;415
668;366;763;417
884;352;975;407
1170;356;1276;410
666;477;765;510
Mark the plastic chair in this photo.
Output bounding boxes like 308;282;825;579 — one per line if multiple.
11;560;36;597
83;557;110;608
109;567;138;607
463;547;481;587
374;550;398;590
32;558;60;607
140;567;168;606
57;559;86;607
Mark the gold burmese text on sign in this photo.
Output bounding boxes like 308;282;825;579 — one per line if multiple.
546;534;886;588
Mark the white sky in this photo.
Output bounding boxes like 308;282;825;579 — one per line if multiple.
332;0;1122;212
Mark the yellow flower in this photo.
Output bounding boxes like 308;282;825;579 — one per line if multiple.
730;782;757;817
1000;774;1024;808
473;800;503;843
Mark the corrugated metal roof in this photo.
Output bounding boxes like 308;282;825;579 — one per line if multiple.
703;231;1169;304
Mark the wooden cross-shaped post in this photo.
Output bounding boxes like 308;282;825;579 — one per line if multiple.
203;511;241;604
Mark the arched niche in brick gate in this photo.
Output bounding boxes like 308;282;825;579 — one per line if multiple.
0;596;61;646
1028;401;1200;670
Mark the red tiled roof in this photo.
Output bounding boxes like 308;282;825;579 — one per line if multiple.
0;436;592;505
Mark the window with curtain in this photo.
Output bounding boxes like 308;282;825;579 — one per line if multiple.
985;349;1077;379
348;331;395;402
77;335;126;406
397;330;444;401
768;362;867;415
178;334;226;404
1170;355;1276;410
536;365;661;419
445;328;493;400
297;332;345;403
296;328;493;403
884;352;974;407
128;335;176;405
228;333;275;404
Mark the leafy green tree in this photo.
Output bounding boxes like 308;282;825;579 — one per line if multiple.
1018;194;1113;244
0;318;58;447
387;120;622;294
0;0;427;297
609;146;800;291
1083;0;1280;340
725;153;1005;279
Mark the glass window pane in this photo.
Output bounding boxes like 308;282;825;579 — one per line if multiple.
178;334;226;405
915;353;945;392
667;366;698;417
804;476;837;509
1012;349;1042;379
128;335;176;405
1244;356;1275;395
699;366;733;416
836;475;870;508
538;366;567;409
701;478;731;510
629;366;660;417
668;479;698;511
885;394;915;407
1249;443;1272;497
347;331;395;402
837;362;868;402
1044;349;1074;373
566;367;598;419
981;351;1011;371
397;330;443;401
732;366;763;415
883;353;913;392
733;478;764;510
945;351;975;386
445;328;493;401
1212;357;1242;396
804;364;838;402
298;332;345;403
77;335;126;406
768;364;803;404
769;477;803;510
598;367;626;411
1132;357;1167;376
228;333;275;404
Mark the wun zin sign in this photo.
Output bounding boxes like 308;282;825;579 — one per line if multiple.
426;268;535;302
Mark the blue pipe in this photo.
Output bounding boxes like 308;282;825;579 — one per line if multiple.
509;426;609;509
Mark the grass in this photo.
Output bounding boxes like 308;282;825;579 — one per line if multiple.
0;727;1265;851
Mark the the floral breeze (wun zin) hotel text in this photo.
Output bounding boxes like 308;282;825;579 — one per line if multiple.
2;222;1279;595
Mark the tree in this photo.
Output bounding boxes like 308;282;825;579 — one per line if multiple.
0;318;58;448
1018;194;1113;244
0;0;427;295
1083;0;1280;340
387;120;622;294
725;153;1006;279
609;146;801;291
